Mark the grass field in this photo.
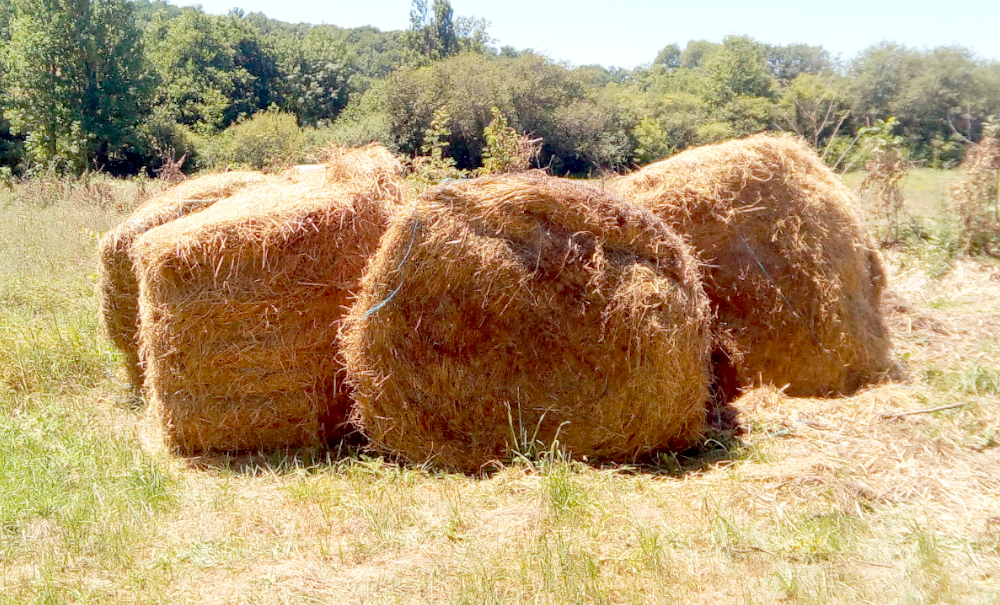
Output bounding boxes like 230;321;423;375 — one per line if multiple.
1;170;999;604
841;168;967;218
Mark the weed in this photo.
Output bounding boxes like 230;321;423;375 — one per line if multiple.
952;119;1000;255
541;461;589;521
784;512;858;562
907;524;964;604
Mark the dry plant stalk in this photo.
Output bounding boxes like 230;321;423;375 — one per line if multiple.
156;151;187;184
133;145;404;453
342;172;712;471
952;134;1000;256
98;171;268;389
613;133;891;397
859;147;909;245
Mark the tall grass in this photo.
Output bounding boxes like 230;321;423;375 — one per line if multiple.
0;182;177;603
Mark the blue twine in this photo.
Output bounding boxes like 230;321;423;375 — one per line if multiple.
365;212;420;317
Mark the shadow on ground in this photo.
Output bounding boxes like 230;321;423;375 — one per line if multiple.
179;399;748;479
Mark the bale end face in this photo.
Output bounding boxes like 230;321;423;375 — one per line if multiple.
133;169;397;454
97;171;269;390
343;173;713;471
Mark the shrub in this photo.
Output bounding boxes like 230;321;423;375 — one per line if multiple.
633;117;673;165
858;117;910;245
479;107;539;174
410;106;467;185
195;108;307;171
308;90;395;150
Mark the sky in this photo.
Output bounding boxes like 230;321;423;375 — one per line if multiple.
171;0;1000;68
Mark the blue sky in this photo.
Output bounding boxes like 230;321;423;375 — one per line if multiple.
172;0;1000;68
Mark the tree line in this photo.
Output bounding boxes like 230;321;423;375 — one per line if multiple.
1;0;998;176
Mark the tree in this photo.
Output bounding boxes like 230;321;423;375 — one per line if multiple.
778;73;850;149
894;47;984;145
2;0;88;170
273;29;349;125
703;36;774;105
226;13;281;125
81;0;152;171
144;8;279;131
847;43;921;123
455;15;491;54
699;36;777;138
431;0;458;58
144;9;234;129
765;43;832;82
406;0;459;62
355;52;629;174
1;0;149;172
679;40;719;69
654;44;681;70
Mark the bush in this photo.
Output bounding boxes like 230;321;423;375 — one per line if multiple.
138;107;199;174
633;117;673;165
348;53;635;175
696;122;733;144
307;94;394;150
195;108;307;171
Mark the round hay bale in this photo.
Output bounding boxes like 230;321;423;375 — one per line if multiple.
132;157;402;454
341;173;712;471
613;133;891;397
97;171;268;389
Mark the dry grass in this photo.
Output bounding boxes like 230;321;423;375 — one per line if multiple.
2;168;999;604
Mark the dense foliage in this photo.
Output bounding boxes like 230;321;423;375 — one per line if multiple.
0;0;998;175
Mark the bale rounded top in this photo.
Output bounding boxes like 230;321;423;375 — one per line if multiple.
420;172;704;285
131;168;391;290
316;143;406;206
123;171;269;234
616;133;866;235
612;133;890;396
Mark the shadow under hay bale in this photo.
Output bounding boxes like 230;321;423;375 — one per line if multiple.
98;171;268;390
342;173;713;471
133;147;403;454
613;134;891;397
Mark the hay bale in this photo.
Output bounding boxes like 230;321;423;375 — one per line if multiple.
612;134;891;397
132;150;402;454
98;171;268;389
341;173;712;471
321;143;406;189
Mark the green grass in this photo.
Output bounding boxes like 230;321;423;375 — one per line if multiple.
0;186;178;603
0;197;123;395
841;167;966;218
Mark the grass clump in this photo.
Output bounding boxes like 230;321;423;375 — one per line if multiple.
0;396;176;566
